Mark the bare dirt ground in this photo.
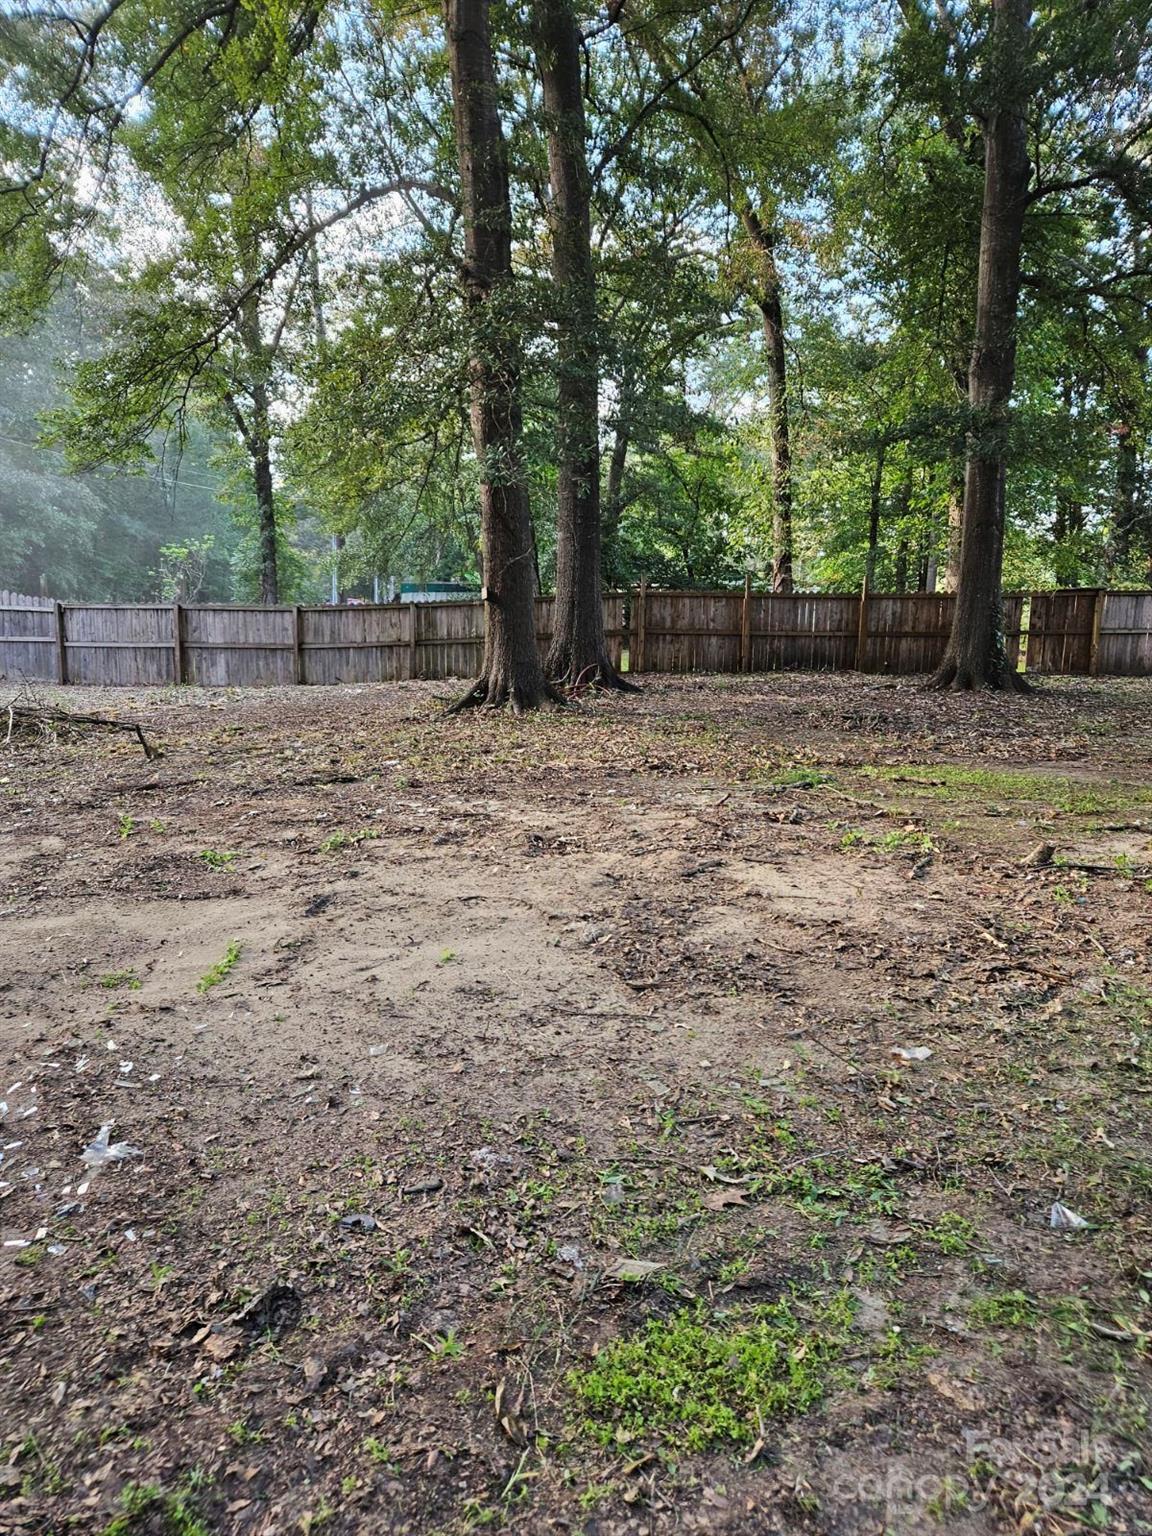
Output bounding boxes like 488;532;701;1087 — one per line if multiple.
2;672;1151;1536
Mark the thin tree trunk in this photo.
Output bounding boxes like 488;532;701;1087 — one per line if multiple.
930;0;1032;692
252;417;278;606
1110;347;1147;571
894;538;909;592
238;295;279;605
444;0;560;712
1053;377;1083;585
741;208;794;593
892;472;912;590
602;372;634;588
533;0;632;690
865;442;886;590
942;467;964;592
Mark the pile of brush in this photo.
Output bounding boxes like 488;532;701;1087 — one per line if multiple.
3;684;157;758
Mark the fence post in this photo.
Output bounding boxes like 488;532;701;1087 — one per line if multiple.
1088;588;1104;676
854;575;870;672
172;602;185;684
740;574;752;672
54;601;68;684
408;602;419;680
292;605;304;685
634;580;647;673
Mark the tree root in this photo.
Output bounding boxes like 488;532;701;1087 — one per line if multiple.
927;660;1032;693
545;641;640;697
558;659;641;697
445;675;569;716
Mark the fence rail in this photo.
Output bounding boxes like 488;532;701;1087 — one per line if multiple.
2;585;1150;686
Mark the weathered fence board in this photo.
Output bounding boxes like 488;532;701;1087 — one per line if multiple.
0;592;57;681
182;605;296;687
300;604;410;684
752;592;858;672
2;587;1148;686
1027;590;1098;674
1097;591;1152;677
63;604;176;686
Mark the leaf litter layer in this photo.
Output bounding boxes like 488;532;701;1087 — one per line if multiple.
1;673;1151;1535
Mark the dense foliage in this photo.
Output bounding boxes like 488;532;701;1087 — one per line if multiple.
0;0;1148;611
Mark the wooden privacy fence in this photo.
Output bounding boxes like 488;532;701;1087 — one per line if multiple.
1;585;1150;686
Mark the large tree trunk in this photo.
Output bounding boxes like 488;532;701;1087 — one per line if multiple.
930;0;1032;692
444;0;559;711
741;209;794;593
533;0;632;690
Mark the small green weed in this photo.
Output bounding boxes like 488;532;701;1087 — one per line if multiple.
196;940;242;994
362;1437;394;1466
118;814;136;840
197;849;237;870
419;1327;464;1360
318;828;378;853
99;969;141;991
226;1419;264;1447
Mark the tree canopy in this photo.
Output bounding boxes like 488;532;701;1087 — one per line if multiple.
0;0;1149;682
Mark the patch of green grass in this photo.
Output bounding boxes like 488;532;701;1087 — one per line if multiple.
100;1479;210;1536
99;969;141;991
195;940;242;994
858;763;1152;816
118;814;136;840
568;1289;854;1451
928;1212;977;1255
969;1289;1039;1330
197;848;237;870
15;1434;66;1496
877;827;936;854
769;766;834;790
839;825;935;855
722;1140;902;1222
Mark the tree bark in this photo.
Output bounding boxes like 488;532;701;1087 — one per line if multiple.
741;208;794;593
930;0;1032;692
865;441;886;590
939;362;969;592
444;0;560;711
252;416;278;606
941;467;964;592
1110;348;1147;571
602;370;634;588
237;295;279;605
892;473;912;590
533;0;632;690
